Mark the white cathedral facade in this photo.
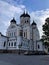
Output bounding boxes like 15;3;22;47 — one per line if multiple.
0;12;47;54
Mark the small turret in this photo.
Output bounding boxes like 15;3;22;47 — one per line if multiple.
31;20;40;41
31;20;36;26
10;18;16;24
31;20;37;29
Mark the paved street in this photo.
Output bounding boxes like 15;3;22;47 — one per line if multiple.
0;54;49;65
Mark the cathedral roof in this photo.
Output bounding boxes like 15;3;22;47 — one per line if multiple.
20;12;30;17
10;18;16;24
31;21;37;25
0;32;8;38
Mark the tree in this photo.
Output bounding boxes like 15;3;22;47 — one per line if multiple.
42;17;49;47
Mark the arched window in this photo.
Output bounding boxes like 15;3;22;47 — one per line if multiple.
14;42;16;46
25;21;26;23
19;30;23;36
11;42;13;46
9;42;10;46
38;45;40;49
27;20;28;23
4;41;6;47
24;32;25;37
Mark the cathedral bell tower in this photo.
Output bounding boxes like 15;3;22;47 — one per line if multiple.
10;18;16;28
20;11;30;26
31;20;40;41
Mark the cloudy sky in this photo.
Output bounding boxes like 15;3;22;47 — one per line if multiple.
0;0;49;38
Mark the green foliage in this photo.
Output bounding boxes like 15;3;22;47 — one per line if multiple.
42;17;49;46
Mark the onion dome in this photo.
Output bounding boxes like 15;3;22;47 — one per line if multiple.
10;18;16;24
0;32;1;34
45;17;49;22
31;20;36;25
20;11;30;17
25;13;30;17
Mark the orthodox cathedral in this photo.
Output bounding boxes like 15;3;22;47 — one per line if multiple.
0;11;47;54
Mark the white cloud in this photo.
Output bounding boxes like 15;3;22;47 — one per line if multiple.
17;5;25;9
30;9;49;38
0;0;25;16
0;0;25;35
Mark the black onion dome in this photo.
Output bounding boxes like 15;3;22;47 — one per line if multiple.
25;13;30;17
31;21;36;25
20;12;30;17
10;18;16;24
45;17;49;22
20;12;25;17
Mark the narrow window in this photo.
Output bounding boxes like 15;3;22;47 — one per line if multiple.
9;42;10;46
27;20;28;23
4;41;6;47
11;42;13;46
25;21;26;23
24;32;25;37
20;30;23;36
26;32;27;39
38;45;40;49
14;42;16;46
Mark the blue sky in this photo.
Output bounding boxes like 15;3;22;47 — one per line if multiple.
1;0;49;11
23;0;49;11
0;0;49;38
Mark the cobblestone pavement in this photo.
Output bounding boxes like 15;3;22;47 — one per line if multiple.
0;54;49;65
